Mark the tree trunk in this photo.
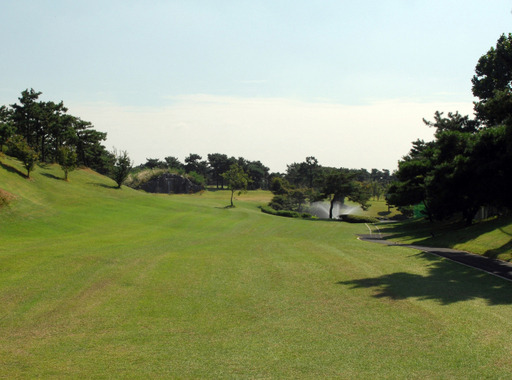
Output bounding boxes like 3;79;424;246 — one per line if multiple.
329;198;334;219
230;189;234;207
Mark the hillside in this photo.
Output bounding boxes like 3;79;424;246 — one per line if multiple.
378;215;512;263
1;155;512;378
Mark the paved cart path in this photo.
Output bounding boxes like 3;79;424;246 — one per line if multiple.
358;233;512;282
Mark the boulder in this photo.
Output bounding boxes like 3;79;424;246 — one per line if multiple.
137;173;203;194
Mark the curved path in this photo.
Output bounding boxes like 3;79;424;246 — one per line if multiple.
358;233;512;282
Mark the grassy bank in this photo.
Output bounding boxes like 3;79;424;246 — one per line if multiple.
377;216;512;262
1;156;512;378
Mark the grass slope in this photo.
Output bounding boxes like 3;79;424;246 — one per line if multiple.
378;216;512;262
1;156;512;378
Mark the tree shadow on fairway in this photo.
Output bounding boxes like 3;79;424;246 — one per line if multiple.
485;238;512;260
87;182;119;189
0;160;26;178
338;252;512;305
41;172;63;180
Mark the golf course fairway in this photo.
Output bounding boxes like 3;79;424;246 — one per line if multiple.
1;157;512;378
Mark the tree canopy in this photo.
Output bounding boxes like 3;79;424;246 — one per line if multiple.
1;89;113;175
388;33;512;225
222;163;251;207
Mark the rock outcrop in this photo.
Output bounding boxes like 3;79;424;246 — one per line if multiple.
137;173;203;194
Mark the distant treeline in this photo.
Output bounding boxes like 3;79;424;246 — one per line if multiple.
0;89;394;203
134;155;394;196
134;155;395;218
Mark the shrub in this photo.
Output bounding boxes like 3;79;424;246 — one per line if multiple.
268;194;290;210
261;205;311;219
125;168;166;188
339;214;379;223
187;171;206;187
7;134;38;178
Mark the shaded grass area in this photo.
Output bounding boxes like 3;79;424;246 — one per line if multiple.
379;216;512;262
1;156;512;378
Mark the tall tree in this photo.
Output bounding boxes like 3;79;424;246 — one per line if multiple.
144;158;166;169
10;89;42;148
301;156;319;189
320;169;355;219
69;117;110;173
0;105;15;149
246;160;269;190
472;33;512;127
164;156;183;170
207;153;231;188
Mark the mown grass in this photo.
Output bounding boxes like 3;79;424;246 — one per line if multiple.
378;216;512;262
1;156;512;378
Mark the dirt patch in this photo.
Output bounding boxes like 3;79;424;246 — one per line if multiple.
0;188;17;206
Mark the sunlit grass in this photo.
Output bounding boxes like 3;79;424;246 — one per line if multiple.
1;155;512;378
380;216;512;262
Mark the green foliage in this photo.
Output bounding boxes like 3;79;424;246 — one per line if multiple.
388;34;512;224
110;149;132;188
260;205;311;219
164;156;183;170
4;89;111;172
472;33;512;126
269;177;290;195
57;145;77;181
339;214;379;223
144;158;167;169
186;171;206;187
0;105;15;148
124;168;167;188
207;153;234;189
321;169;361;219
222;163;251;207
7;134;38;177
389;109;512;224
184;153;208;177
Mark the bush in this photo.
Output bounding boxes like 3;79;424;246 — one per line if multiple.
187;171;206;187
7;134;38;177
268;194;290;210
339;214;379;223
125;168;167;188
261;205;312;219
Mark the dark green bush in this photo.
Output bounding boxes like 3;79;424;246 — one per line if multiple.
268;195;290;211
339;214;379;223
261;205;311;219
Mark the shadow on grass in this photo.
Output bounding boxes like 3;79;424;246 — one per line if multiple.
0;160;26;178
378;217;512;251
41;172;63;180
87;182;119;189
485;238;512;260
215;205;235;209
338;252;512;305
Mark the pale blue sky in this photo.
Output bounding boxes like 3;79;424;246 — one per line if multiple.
1;1;511;171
